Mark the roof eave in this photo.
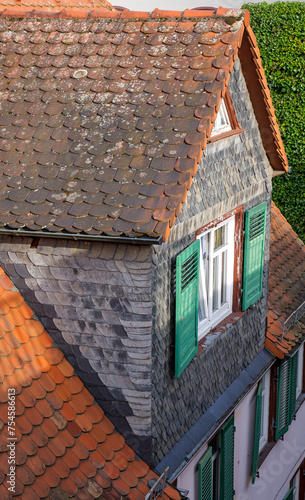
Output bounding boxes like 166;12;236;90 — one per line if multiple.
238;26;289;174
0;227;163;245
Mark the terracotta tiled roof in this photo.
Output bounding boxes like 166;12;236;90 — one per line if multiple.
0;7;287;241
0;267;181;499
265;202;305;359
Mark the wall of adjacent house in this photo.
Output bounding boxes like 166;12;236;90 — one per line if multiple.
0;236;154;462
176;442;209;500
151;57;273;464
235;385;305;500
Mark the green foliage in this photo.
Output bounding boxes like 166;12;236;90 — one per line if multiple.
242;2;305;240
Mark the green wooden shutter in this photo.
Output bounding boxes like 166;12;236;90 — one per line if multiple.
289;352;298;424
283;487;294;500
252;381;262;484
220;414;235;500
275;359;291;440
175;240;200;377
242;202;267;311
198;447;213;500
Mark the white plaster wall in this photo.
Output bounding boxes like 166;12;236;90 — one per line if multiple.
175;382;305;500
235;383;305;500
177;443;208;500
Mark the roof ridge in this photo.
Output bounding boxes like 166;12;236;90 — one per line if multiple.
0;5;250;21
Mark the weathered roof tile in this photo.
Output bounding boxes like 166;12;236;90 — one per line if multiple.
0;7;288;242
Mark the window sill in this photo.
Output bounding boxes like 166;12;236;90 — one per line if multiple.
296;393;305;413
258;441;276;470
207;127;244;143
197;311;246;356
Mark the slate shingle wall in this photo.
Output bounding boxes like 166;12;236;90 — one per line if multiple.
0;236;154;462
151;58;272;463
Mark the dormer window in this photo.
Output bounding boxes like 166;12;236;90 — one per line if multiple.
210;99;232;137
209;91;243;142
175;203;267;377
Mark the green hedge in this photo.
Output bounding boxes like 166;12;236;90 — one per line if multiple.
242;2;305;240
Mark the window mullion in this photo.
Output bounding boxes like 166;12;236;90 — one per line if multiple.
199;245;208;320
213;243;229;257
218;249;222;310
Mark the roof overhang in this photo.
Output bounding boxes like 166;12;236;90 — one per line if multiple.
239;27;289;174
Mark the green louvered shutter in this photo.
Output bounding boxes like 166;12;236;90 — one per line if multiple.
220;414;235;500
283;487;294;500
242;202;267;311
252;381;262;484
289;352;298;424
275;359;291;440
198;447;213;500
175;240;200;377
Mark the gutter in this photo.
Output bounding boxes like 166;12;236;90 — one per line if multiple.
0;227;163;246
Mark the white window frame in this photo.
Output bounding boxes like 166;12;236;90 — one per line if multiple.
292;469;300;500
296;343;304;399
259;371;270;452
210;99;232;137
197;215;235;340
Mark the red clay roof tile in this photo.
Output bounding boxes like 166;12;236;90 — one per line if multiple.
54;383;71;403
60;448;79;471
89;422;106;443
26;407;44;426
112;452;128;471
41;466;61;488
61;402;77;422
94;469;112;489
40;419;58;439
37;373;56;392
66;420;82;438
79;459;98;479
52;457;70;479
50;410;68;431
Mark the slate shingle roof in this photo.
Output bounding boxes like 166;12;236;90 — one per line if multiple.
265;202;305;359
0;7;288;242
0;267;180;499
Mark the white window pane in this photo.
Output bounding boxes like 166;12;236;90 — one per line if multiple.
259;371;270;452
292;470;300;500
221;252;226;306
197;215;235;339
210;99;232;137
214;226;225;250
